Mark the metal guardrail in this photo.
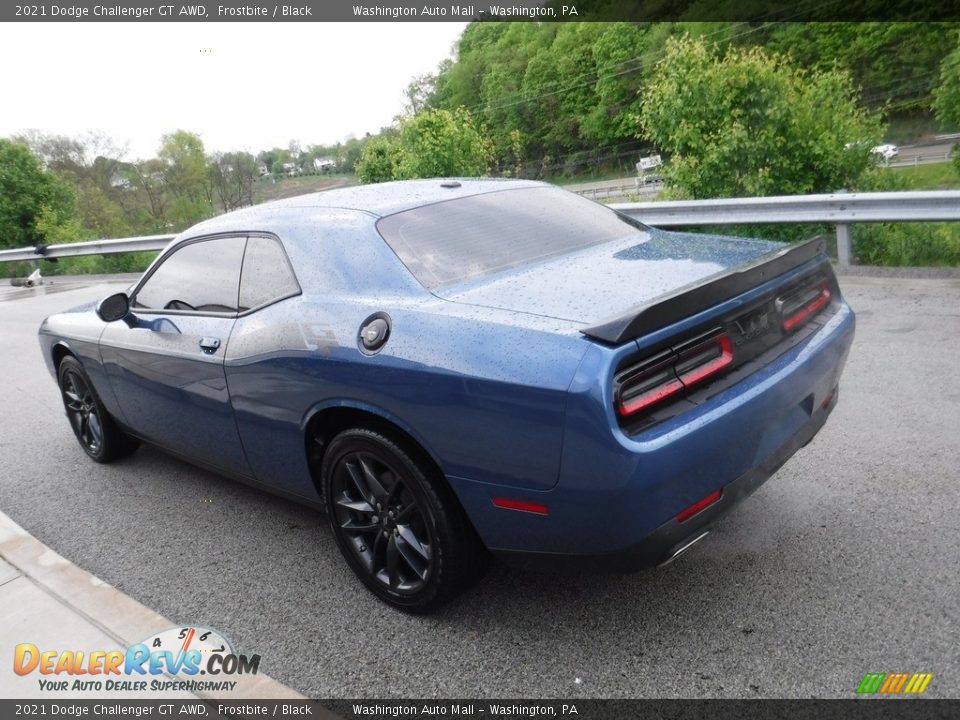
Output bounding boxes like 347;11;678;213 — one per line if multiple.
575;180;662;201
888;150;953;167
0;235;175;264
2;190;960;270
611;190;960;266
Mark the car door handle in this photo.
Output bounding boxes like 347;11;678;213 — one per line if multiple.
199;337;221;354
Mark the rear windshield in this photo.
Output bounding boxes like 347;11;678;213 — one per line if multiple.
375;186;647;288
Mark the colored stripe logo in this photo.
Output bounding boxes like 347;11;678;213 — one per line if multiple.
857;672;933;694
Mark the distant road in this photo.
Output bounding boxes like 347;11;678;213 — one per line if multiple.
0;273;139;303
563;177;662;200
565;140;956;198
888;141;955;167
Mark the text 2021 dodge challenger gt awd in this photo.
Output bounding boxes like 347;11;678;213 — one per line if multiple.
39;179;854;612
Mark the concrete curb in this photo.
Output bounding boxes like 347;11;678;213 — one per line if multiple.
0;509;309;703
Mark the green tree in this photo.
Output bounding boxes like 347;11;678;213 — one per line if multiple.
933;34;960;124
767;23;956;114
126;158;170;227
72;184;131;239
16;130;135;238
392;107;493;180
431;23;509;110
340;136;366;173
403;73;438;116
355;135;400;184
208;151;257;211
933;31;960;173
0;138;75;249
158;130;213;211
356;109;492;183
581;23;648;145
639;37;883;199
421;21;951;181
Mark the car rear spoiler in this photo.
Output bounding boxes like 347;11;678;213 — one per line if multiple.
580;236;828;344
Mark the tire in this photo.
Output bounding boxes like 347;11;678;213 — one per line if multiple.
321;428;487;613
58;356;139;463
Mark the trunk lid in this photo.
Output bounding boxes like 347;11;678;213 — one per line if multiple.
435;228;791;337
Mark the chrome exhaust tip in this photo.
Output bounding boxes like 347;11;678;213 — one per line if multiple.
660;530;710;566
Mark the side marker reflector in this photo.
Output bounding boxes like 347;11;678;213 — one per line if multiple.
492;497;549;515
676;489;722;523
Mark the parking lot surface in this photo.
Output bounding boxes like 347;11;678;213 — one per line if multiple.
0;273;957;698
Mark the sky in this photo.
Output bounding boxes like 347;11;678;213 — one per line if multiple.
0;22;468;159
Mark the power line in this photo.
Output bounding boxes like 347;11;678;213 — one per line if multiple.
459;0;848;116
466;21;776;116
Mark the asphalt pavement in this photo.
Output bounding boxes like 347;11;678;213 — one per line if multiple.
889;141;955;167
0;508;304;701
0;272;957;699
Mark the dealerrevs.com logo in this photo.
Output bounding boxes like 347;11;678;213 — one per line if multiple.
856;672;934;695
13;626;261;693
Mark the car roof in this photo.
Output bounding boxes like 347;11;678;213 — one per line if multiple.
205;177;550;228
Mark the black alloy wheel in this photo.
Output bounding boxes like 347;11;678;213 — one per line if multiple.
332;451;433;594
321;428;487;612
61;367;104;456
57;356;139;463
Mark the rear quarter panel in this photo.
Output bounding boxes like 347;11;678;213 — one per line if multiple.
224;293;592;498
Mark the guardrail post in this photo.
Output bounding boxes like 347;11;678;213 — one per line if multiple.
836;223;852;266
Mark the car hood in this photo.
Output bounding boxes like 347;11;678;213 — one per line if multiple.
434;228;784;324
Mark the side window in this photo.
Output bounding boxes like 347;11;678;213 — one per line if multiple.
133;236;245;313
238;236;301;312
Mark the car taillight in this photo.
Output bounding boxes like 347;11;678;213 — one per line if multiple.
781;281;831;332
617;351;684;416
675;332;734;386
617;331;733;417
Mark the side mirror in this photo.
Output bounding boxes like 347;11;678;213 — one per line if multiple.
96;292;130;323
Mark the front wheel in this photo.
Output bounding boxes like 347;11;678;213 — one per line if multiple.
321;428;486;613
58;356;139;463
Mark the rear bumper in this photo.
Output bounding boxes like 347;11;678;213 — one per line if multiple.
452;299;855;563
492;386;836;571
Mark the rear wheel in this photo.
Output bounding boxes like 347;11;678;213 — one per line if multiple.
321;428;486;613
58;356;139;463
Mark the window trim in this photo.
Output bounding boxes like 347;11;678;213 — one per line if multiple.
129;231;301;318
236;233;303;316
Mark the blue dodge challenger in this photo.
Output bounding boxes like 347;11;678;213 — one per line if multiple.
39;179;854;612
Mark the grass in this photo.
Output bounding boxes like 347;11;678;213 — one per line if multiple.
554;168;639;186
884;114;957;145
888;161;960;190
253;174;355;203
854;222;960;266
